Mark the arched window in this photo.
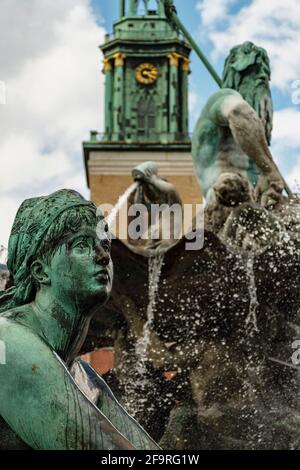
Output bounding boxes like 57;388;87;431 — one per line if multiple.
137;92;157;140
147;96;156;131
137;97;146;130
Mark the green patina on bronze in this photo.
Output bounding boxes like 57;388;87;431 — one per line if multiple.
191;41;291;205
101;0;190;143
0;189;159;450
83;0;192;188
162;0;222;86
192;42;273;194
160;1;290;200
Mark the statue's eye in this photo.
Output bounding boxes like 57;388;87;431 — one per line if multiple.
72;238;92;252
72;241;87;251
77;242;86;249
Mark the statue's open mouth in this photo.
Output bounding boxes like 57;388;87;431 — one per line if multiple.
94;270;110;284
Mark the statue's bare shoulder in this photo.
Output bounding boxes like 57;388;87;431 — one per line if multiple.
0;312;61;389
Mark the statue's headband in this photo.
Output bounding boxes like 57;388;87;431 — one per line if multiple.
0;189;97;312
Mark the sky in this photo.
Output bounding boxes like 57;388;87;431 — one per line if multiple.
1;0;300;249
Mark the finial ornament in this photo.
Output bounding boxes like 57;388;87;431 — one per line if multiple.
112;53;126;67
181;57;191;72
103;58;112;73
161;0;178;29
168;52;181;67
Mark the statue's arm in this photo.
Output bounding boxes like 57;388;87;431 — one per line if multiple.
0;320;135;450
208;89;284;204
147;176;182;205
191;90;240;195
192;116;221;195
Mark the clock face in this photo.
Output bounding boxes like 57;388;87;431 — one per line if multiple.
135;63;158;85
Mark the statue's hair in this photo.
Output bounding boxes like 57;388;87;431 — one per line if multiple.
33;207;99;266
23;207;97;300
0;192;101;312
223;41;271;89
23;207;100;296
222;41;273;144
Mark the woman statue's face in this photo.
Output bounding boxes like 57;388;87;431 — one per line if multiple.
47;219;113;311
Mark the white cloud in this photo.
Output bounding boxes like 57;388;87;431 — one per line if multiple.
0;0;96;78
271;108;300;190
0;0;106;246
0;196;22;253
0;135;73;193
272;108;300;149
189;90;199;114
286;160;300;191
195;0;300;191
197;0;300;91
0;81;6;105
196;0;235;28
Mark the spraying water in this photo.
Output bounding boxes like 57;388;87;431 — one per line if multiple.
106;182;138;229
136;251;165;368
123;251;165;419
245;255;259;333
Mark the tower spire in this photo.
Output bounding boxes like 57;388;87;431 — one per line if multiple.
83;0;203;212
157;0;165;17
129;0;137;16
126;0;164;17
100;0;191;143
119;0;125;18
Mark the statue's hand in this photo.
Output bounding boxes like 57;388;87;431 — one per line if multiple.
134;174;158;188
132;162;159;184
256;173;284;209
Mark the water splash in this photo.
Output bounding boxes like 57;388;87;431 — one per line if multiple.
136;251;165;370
245;255;259;333
106;182;138;229
123;251;165;419
224;236;260;334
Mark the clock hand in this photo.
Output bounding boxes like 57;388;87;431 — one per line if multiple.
142;70;157;79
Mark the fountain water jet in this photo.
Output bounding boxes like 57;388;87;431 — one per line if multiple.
121;250;165;422
245;255;259;333
136;251;165;370
106;183;138;229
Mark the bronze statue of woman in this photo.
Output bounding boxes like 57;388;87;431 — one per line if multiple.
0;189;159;450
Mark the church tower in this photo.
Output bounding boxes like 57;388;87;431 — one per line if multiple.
83;0;202;207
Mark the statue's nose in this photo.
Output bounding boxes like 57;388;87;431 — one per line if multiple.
94;247;110;267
